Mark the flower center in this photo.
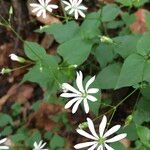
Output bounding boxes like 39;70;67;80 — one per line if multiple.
82;92;88;99
98;137;105;145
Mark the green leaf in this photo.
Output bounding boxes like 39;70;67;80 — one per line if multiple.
36;21;79;43
136;125;150;148
137;33;150;56
146;12;150;31
115;0;132;6
0;113;13;127
102;4;121;22
50;135;65;148
1;126;12;136
80;11;101;39
95;44;115;68
58;37;93;65
107;20;124;29
116;54;145;89
97;63;121;89
111;142;126;150
113;35;140;58
24;41;46;61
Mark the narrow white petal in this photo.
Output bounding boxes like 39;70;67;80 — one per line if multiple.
103;125;121;138
32;7;42;13
0;146;9;149
87;88;99;94
88;143;98;150
0;138;7;144
65;5;72;11
87;118;99;138
78;9;86;18
60;93;80;98
39;140;43;147
77;129;98;140
39;0;45;6
76;71;84;93
87;95;97;102
64;97;81;109
42;10;47;18
30;3;41;8
41;142;47;148
48;4;58;9
45;0;51;5
78;5;88;10
99;115;107;137
34;142;38;147
97;145;103;150
72;99;82;113
105;133;127;143
62;83;81;94
63;1;71;6
46;6;52;12
83;99;89;113
36;9;44;17
69;8;74;14
75;10;79;19
74;142;97;149
104;144;114;150
85;76;95;91
76;0;82;6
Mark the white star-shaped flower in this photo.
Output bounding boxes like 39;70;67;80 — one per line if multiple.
0;138;9;149
74;116;127;150
30;0;58;18
62;0;88;19
60;71;99;114
33;140;48;150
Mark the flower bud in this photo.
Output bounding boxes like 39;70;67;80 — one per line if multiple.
124;115;133;127
78;122;88;129
0;68;12;75
9;54;26;63
100;36;113;44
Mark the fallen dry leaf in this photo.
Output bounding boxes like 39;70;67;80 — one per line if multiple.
120;138;131;148
27;102;63;131
130;9;148;34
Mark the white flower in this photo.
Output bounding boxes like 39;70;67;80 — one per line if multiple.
0;138;9;149
74;116;127;150
62;0;87;19
33;140;48;150
0;68;12;75
60;71;99;114
30;0;58;18
9;54;26;63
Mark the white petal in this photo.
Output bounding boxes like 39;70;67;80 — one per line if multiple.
87;118;99;138
34;142;38;147
0;146;9;149
97;145;103;150
76;71;84;93
87;88;99;94
30;3;42;8
32;7;42;13
76;0;82;6
42;10;47;18
72;99;82;113
78;9;86;18
105;133;127;143
37;9;44;17
46;6;52;12
74;142;97;149
60;93;80;98
63;0;71;6
48;4;58;9
69;8;74;14
78;5;88;10
41;142;47;148
76;129;98;140
88;143;98;150
85;76;95;91
83;99;89;113
64;5;72;11
39;0;45;6
103;125;121;138
87;95;97;102
74;10;79;19
99;115;107;137
62;83;81;94
45;0;51;5
0;138;7;144
64;97;81;109
104;144;114;150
